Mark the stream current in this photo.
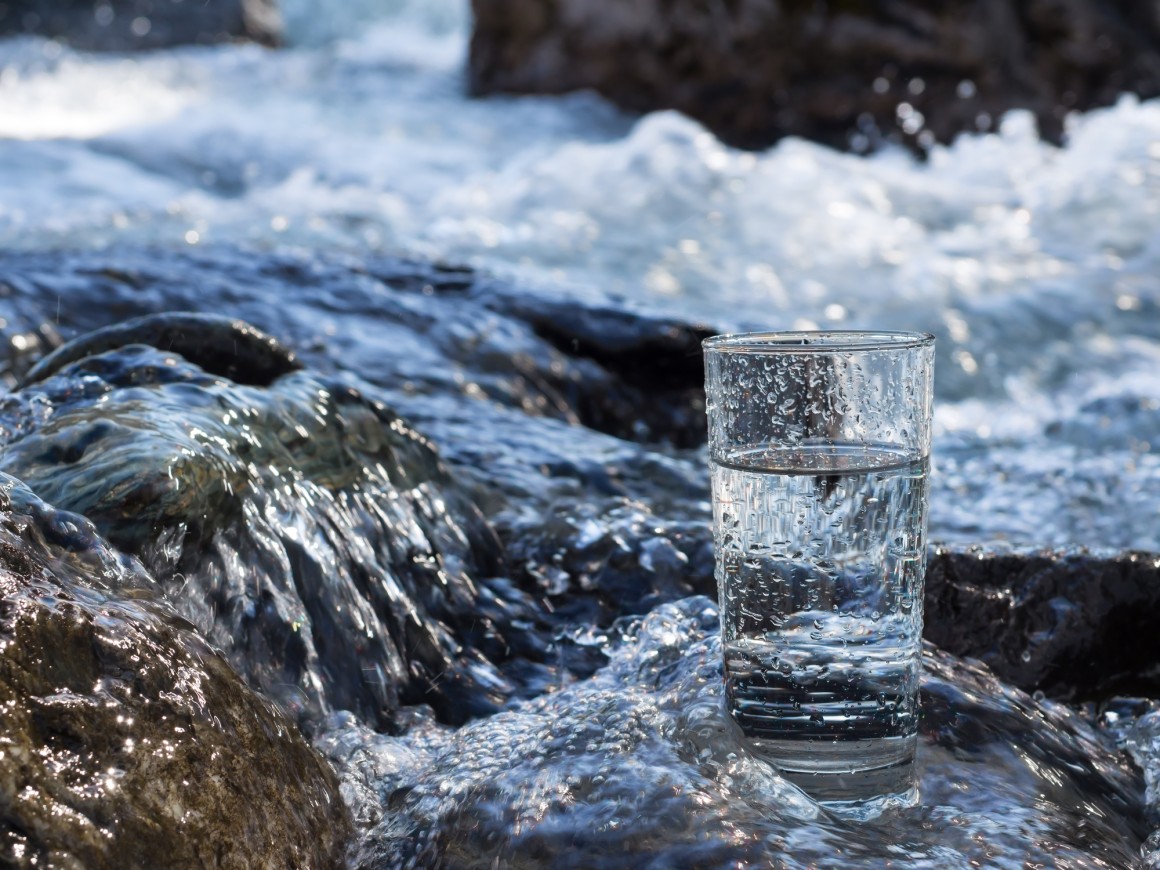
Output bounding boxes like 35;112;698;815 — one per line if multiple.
2;2;1160;867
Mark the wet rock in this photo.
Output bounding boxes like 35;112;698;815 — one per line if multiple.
925;544;1160;701
0;303;611;732
486;291;713;448
469;0;1160;151
19;311;302;389
0;248;724;730
0;321;516;730
0;247;715;452
501;500;712;631
0;477;350;867
319;598;1146;869
0;0;280;50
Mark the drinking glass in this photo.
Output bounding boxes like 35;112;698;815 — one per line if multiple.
704;331;934;803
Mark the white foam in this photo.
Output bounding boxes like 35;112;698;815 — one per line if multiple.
1;1;1159;497
0;44;195;139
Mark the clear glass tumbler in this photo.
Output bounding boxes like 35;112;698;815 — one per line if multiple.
704;331;935;803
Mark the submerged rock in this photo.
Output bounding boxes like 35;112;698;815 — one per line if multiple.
0;477;350;867
0;0;280;50
0;316;515;730
19;311;302;390
470;0;1160;151
319;598;1146;869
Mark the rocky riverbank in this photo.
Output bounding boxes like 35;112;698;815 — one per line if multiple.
0;478;350;867
0;246;1157;865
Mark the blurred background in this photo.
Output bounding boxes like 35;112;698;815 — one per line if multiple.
1;0;1160;548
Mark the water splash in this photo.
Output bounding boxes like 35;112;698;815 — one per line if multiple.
1;11;1158;517
318;597;1145;869
0;286;1153;863
0;332;523;729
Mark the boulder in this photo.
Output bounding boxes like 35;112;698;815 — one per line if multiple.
0;478;350;867
19;311;302;389
0;0;280;50
470;0;1160;151
924;544;1160;700
0;314;513;730
0;249;727;724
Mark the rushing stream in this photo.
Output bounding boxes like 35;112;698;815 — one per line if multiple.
2;1;1160;867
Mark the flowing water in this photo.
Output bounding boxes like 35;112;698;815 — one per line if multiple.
2;1;1160;866
2;0;1160;554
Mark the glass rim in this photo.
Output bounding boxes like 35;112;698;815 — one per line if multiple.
702;329;935;354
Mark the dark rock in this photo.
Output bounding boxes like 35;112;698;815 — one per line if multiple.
0;477;350;867
0;246;716;452
19;311;302;389
0;0;280;50
925;544;1160;701
469;0;1160;151
502;500;713;631
484;292;713;448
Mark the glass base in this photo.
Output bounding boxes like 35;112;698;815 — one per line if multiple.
748;733;918;807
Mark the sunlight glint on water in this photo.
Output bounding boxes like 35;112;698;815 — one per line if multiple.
1;3;1158;863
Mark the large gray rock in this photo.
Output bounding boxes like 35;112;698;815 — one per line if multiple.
0;0;280;50
0;478;350;868
470;0;1160;151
